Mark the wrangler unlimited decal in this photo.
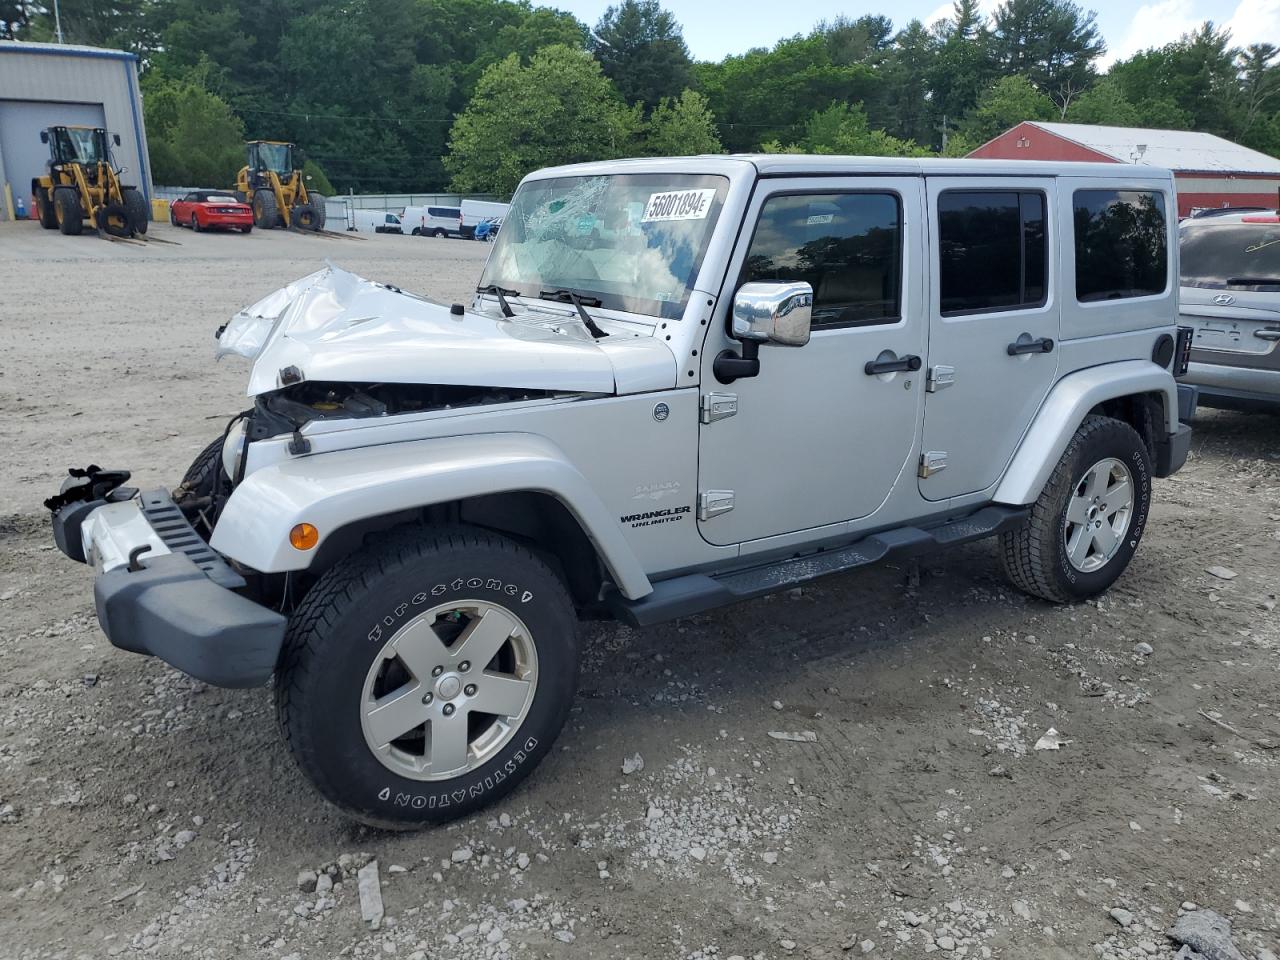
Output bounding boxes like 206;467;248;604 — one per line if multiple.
620;505;691;528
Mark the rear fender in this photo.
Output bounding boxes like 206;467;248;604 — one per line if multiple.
993;360;1178;506
209;432;652;599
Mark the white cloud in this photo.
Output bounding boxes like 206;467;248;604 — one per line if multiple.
1098;0;1200;68
1223;0;1280;46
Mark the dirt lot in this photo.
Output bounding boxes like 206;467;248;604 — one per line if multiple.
1;220;1278;960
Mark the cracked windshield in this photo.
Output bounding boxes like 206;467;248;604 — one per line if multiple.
478;173;728;320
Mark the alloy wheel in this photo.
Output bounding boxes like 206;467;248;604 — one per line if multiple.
359;600;538;781
1063;457;1134;573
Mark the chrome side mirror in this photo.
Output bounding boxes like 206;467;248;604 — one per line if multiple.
731;281;813;347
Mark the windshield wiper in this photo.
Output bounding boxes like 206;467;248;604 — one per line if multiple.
476;283;518;318
538;289;608;339
1226;276;1280;286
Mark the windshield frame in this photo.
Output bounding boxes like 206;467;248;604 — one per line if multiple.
478;172;730;322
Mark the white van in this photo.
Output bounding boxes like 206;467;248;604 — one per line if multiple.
349;210;403;234
402;205;463;238
460;199;510;240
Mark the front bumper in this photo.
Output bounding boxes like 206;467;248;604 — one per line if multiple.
49;480;285;688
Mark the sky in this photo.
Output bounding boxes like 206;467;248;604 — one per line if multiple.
553;0;1280;68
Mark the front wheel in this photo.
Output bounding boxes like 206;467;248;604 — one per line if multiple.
275;526;579;827
433;228;447;238
1000;415;1152;603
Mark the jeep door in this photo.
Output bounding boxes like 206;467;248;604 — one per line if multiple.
918;178;1061;500
696;177;927;546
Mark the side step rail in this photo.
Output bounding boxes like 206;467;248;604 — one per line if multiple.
608;505;1029;628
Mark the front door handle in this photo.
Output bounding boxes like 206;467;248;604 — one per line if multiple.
1254;328;1280;341
1007;335;1055;356
864;354;922;375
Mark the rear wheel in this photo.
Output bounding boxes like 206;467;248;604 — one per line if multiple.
35;188;58;229
240;225;253;234
275;526;579;827
190;213;202;232
252;189;279;229
1000;415;1152;603
53;186;83;235
122;187;148;235
432;228;447;238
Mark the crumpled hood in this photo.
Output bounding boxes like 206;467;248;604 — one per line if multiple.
218;265;663;397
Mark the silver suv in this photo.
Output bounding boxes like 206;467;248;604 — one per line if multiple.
1180;208;1280;412
48;156;1193;827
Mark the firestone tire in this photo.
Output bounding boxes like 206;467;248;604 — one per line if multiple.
274;526;579;828
1000;415;1152;603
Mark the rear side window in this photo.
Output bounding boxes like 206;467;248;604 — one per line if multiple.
938;191;1047;315
428;207;461;219
739;192;902;327
1074;189;1168;301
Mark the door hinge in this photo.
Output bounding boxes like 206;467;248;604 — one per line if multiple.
919;451;948;478
700;392;738;423
698;489;735;520
926;364;955;392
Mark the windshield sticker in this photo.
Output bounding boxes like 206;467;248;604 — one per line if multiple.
807;213;834;225
641;188;717;223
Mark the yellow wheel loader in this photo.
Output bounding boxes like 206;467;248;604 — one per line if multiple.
233;141;326;231
32;125;148;238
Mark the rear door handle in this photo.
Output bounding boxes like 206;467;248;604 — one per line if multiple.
1255;328;1280;341
1007;336;1055;356
864;354;922;375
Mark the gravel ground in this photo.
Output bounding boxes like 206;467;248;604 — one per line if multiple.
1;220;1278;960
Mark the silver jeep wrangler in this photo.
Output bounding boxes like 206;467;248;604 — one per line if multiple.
48;156;1193;826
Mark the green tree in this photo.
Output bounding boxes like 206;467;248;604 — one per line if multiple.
446;45;639;195
1106;24;1240;137
694;35;879;151
929;0;998;138
961;74;1057;143
989;0;1104;110
22;0;154;50
1066;74;1189;128
593;0;693;110
643;89;722;155
142;75;246;186
766;102;928;156
880;20;940;145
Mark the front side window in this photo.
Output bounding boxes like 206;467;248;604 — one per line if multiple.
1074;189;1168;302
739;192;902;327
1180;220;1280;291
480;173;728;320
938;190;1047;315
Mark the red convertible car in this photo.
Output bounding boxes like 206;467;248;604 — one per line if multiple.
169;191;254;233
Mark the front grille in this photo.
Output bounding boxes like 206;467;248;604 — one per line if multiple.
138;489;245;589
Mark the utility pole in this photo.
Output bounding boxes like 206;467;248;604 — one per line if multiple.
53;0;64;42
940;114;949;152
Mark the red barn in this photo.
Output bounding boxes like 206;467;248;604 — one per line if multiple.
968;121;1280;217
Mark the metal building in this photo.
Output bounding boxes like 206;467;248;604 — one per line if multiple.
0;40;151;221
968;121;1280;217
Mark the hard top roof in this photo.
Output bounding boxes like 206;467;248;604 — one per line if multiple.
528;154;1175;182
